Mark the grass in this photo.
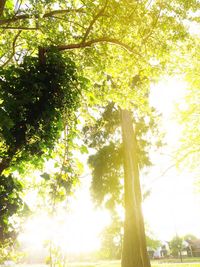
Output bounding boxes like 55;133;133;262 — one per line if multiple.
67;259;200;267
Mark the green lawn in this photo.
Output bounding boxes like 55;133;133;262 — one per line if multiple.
68;260;200;267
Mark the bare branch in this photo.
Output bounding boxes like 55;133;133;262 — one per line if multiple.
82;0;108;44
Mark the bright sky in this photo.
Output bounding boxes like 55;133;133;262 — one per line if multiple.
142;77;200;240
19;76;200;256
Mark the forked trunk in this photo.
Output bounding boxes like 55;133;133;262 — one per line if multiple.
121;109;150;267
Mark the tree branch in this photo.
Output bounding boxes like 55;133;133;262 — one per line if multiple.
0;8;85;25
0;26;38;30
57;37;138;54
82;0;108;44
43;8;85;18
0;14;29;25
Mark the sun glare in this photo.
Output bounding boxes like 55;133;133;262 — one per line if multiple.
19;182;111;254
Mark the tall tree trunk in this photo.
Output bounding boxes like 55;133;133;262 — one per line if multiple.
121;109;150;267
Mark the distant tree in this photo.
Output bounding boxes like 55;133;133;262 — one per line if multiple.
169;236;184;261
184;234;198;242
146;235;161;252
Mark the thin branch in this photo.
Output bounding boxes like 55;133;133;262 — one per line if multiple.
0;8;85;25
51;15;86;29
0;14;29;25
1;30;22;67
82;0;108;44
0;26;38;30
43;8;85;18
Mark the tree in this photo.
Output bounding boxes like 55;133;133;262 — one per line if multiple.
0;1;199;267
169;236;184;261
85;102;161;266
0;49;83;252
121;110;151;266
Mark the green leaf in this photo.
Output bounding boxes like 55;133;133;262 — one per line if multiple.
40;172;50;180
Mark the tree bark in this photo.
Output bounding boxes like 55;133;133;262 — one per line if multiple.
121;109;150;267
0;0;6;17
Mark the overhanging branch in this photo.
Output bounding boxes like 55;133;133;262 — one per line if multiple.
57;37;138;54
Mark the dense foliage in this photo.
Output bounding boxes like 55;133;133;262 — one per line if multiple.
0;49;81;173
